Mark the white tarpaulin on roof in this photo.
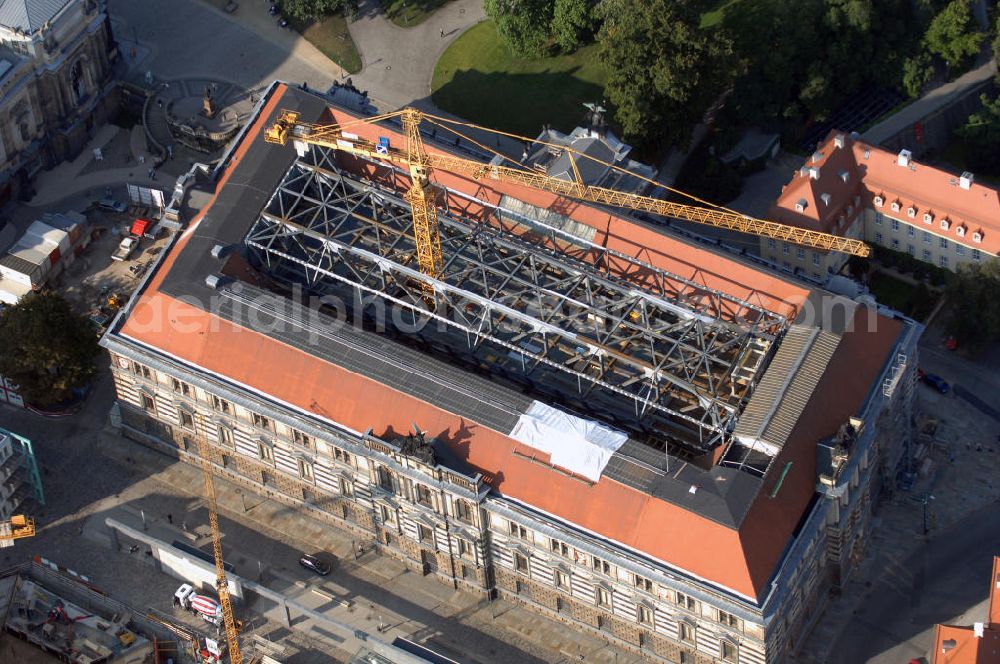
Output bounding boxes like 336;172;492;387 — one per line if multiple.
509;401;627;482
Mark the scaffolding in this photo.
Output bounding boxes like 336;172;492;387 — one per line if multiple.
244;146;788;456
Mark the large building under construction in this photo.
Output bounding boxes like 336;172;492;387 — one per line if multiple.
103;83;921;664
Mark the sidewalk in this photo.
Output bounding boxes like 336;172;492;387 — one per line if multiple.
91;427;641;664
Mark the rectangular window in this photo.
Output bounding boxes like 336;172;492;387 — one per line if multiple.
923;249;931;261
418;523;434;543
257;441;274;463
874;232;883;244
767;238;776;250
455;499;474;524
721;641;738;662
637;605;653;625
908;225;915;237
795;247;805;260
171;378;191;397
973;248;982;261
679;622;695;644
907;244;915;256
334;447;351;465
890;218;899;231
874;212;883;225
178;410;194;429
251;412;271;431
339;477;353;496
634;574;653;593
379;504;395;526
812;252;821;267
292;429;312;449
140;393;155;412
595;586;611;607
457;538;472;559
554;569;570;590
211;395;231;414
923;231;931;244
298;459;313;480
508;522;529;540
591;556;612;576
939;237;948;249
676;592;699;613
416;484;434;508
956;244;965;256
217;425;233;447
132;362;152;379
377;466;394;492
939;255;949;268
550;538;569;557
718;610;740;628
781;242;790;255
891;238;900;249
514;552;529;574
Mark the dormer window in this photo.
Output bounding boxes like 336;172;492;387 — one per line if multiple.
956;225;966;237
973;231;983;243
873;195;884;207
940;218;950;231
890;201;901;212
838;169;849;183
820;193;832;206
907;206;916;218
923;212;933;224
794;198;808;213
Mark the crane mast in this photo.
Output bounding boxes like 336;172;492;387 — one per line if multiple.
264;107;871;287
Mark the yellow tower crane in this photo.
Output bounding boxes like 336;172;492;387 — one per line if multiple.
194;415;242;664
264;107;870;284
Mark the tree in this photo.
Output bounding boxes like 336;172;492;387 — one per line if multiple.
551;0;594;52
946;260;1000;346
923;0;983;70
0;292;100;407
902;51;936;98
484;0;555;58
597;0;731;147
955;93;1000;173
278;0;354;22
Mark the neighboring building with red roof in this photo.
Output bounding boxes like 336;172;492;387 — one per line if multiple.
102;83;921;664
765;131;1000;279
932;557;1000;664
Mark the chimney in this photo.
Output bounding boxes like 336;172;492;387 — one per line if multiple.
897;149;912;167
834;134;845;149
960;171;974;189
975;622;985;638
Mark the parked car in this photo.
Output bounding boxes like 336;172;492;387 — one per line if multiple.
920;371;950;394
112;236;139;262
298;553;332;576
98;198;127;213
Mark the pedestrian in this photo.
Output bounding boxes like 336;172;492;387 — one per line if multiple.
440;29;445;38
167;513;173;525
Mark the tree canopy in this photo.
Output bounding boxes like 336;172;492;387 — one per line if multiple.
923;0;984;69
484;0;555;58
946;260;1000;347
955;93;1000;173
551;0;594;53
278;0;354;22
597;0;730;147
0;292;100;407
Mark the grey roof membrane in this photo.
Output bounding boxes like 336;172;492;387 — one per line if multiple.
123;84;796;528
0;0;69;32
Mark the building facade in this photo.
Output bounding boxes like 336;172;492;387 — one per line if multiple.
764;132;999;279
103;83;921;664
0;427;44;521
0;0;118;203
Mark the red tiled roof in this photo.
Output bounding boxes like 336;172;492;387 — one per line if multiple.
117;84;903;600
931;557;1000;664
773;131;1000;256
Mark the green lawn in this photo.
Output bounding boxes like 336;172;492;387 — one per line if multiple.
293;14;362;74
700;0;745;28
431;21;609;138
381;0;450;27
868;271;937;320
